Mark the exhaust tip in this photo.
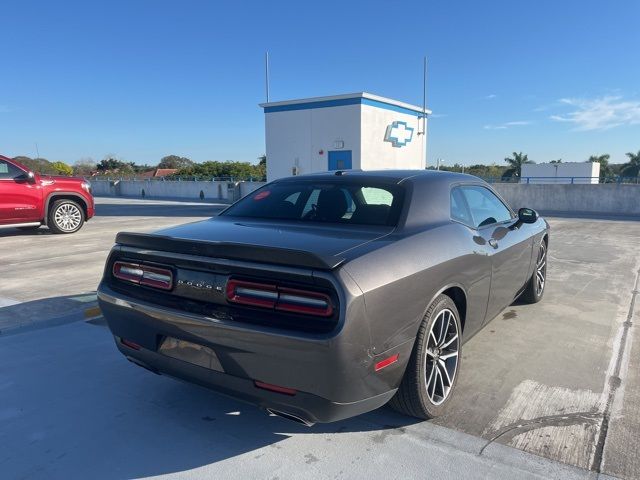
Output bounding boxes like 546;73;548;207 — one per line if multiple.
266;408;315;427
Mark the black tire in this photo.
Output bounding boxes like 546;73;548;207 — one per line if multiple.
389;294;462;419
519;239;547;304
47;199;85;234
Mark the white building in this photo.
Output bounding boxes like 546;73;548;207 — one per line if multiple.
260;92;430;181
520;162;600;184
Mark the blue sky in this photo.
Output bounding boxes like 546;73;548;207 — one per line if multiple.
1;0;639;167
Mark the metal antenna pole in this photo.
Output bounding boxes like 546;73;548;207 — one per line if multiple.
423;56;427;126
265;52;270;103
422;56;428;167
35;143;40;159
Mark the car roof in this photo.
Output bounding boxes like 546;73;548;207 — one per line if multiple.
275;169;481;185
267;169;496;230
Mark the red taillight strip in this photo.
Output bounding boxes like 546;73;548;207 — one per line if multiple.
276;287;333;317
226;279;278;308
113;261;173;291
254;380;297;396
140;266;173;290
226;279;333;317
113;263;144;283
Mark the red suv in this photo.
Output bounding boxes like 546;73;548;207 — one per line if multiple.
0;155;95;234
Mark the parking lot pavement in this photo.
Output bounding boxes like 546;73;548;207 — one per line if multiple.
0;197;220;333
0;321;610;480
0;200;638;479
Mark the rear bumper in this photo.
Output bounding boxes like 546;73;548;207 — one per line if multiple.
97;284;406;424
113;336;395;424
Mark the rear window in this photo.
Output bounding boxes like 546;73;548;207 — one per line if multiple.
222;181;405;226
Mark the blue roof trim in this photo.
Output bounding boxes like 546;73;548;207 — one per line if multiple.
361;98;423;117
263;97;424;117
263;97;361;113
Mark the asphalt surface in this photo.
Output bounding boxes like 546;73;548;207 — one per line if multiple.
0;197;638;479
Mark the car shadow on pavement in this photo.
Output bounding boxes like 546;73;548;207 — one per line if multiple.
0;316;419;479
0;293;97;335
0;226;54;238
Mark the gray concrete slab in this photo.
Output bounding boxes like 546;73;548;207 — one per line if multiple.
0;197;222;302
432;216;640;477
0;321;607;480
0;199;638;478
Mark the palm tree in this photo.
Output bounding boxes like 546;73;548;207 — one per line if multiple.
587;154;611;182
503;152;534;178
621;150;640;178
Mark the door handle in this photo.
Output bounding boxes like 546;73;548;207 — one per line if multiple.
488;239;499;249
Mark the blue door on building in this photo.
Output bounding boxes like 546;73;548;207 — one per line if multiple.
328;150;352;171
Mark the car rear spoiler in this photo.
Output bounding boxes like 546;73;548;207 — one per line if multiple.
115;232;345;270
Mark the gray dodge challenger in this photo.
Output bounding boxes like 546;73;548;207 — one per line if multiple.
98;170;549;425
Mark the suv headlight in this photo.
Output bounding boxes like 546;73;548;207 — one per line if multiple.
81;181;92;193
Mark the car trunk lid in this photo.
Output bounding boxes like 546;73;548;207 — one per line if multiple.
117;217;394;270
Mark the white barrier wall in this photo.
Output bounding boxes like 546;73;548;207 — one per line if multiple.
91;180;640;216
91;180;267;202
493;183;640;216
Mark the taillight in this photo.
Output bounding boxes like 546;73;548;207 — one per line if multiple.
226;279;278;308
113;261;173;290
226;279;333;317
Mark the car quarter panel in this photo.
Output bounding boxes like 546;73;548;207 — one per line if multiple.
341;221;492;357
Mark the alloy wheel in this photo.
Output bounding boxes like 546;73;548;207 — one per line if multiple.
536;242;547;296
54;203;82;232
425;308;459;405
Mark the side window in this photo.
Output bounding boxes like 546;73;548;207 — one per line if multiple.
301;189;321;217
450;187;473;226
460;186;512;228
0;160;25;180
283;192;300;205
360;187;393;206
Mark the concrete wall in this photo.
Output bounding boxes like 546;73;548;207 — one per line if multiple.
360;104;425;171
91;180;267;202
521;162;600;184
493;183;640;215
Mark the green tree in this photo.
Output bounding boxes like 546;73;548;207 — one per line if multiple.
503;152;534;178
586;154;611;181
158;155;193;169
176;160;265;180
621;150;640;178
12;156;58;174
97;156;134;174
257;155;266;178
73;158;97;176
50;161;73;175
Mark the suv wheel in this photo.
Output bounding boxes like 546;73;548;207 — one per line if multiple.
48;199;85;234
389;294;462;419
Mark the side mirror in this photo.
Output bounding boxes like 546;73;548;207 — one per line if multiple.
518;207;538;224
27;171;36;184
